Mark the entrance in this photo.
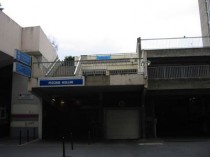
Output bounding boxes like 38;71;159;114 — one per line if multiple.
153;94;210;138
42;94;104;141
35;85;143;141
0;64;13;138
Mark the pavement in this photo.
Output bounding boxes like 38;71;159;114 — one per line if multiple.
0;138;210;157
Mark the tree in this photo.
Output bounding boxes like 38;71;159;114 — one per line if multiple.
63;56;75;66
48;36;58;51
64;56;74;62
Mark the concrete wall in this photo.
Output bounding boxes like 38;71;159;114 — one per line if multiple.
147;48;210;58
148;79;210;90
0;11;22;57
39;28;58;62
86;76;110;86
11;73;42;139
110;74;145;85
22;26;58;62
85;74;145;86
21;27;40;54
198;0;210;46
198;0;210;39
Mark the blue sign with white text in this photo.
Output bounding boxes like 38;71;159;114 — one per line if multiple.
16;49;32;66
96;55;111;60
39;78;84;87
13;62;31;77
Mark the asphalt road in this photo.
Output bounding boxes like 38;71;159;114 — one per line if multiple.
0;138;210;157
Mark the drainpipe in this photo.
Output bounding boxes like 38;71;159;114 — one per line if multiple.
137;37;148;139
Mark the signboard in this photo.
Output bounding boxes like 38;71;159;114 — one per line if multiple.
13;62;31;77
96;55;111;60
15;49;32;66
38;76;85;87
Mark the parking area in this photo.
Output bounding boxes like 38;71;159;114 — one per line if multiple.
0;138;210;157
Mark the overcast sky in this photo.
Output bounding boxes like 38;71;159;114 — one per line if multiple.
1;0;201;60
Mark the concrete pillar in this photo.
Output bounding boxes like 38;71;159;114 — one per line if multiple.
198;0;210;46
141;88;147;139
99;92;104;139
201;97;207;134
151;100;157;138
38;97;42;139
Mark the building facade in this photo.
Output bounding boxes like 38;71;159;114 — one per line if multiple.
0;11;58;139
1;7;210;141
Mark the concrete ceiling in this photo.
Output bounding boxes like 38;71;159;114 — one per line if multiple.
32;85;144;99
0;51;14;68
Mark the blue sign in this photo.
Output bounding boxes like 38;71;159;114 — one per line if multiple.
13;62;31;77
39;77;84;87
96;55;111;60
15;49;32;66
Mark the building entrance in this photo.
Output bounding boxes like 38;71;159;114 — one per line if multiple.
152;93;210;138
0;64;13;138
42;94;104;141
34;85;143;141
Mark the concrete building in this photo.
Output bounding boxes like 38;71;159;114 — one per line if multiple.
31;44;147;140
1;9;210;141
0;11;58;139
146;47;210;137
30;37;210;140
198;0;210;46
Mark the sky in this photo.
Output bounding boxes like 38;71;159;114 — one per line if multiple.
1;0;201;60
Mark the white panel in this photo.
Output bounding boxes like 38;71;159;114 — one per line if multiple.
12;104;39;114
105;109;140;139
11;121;38;127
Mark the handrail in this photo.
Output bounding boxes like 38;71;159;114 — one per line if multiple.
45;58;60;76
148;65;210;79
74;56;81;75
32;58;143;77
141;36;210;50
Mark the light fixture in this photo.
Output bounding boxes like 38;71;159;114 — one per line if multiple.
147;60;151;66
60;100;65;105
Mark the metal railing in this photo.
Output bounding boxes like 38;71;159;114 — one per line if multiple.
141;36;210;50
33;61;75;77
32;58;141;77
148;65;210;80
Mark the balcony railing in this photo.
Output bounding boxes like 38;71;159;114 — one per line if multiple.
32;58;141;78
148;65;210;80
141;36;210;50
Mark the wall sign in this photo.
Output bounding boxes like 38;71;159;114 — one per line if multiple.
14;49;32;78
38;76;85;87
13;62;31;77
15;49;32;66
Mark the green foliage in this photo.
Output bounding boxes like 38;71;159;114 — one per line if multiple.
64;56;74;62
63;56;75;66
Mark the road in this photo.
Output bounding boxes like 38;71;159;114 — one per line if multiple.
0;138;210;157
